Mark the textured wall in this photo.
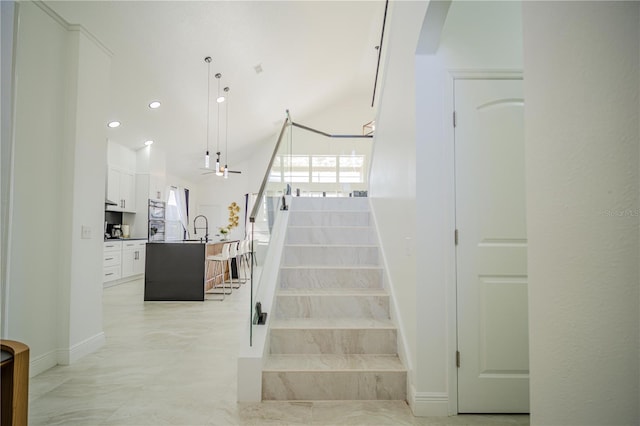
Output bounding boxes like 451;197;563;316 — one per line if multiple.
523;2;640;424
369;1;427;407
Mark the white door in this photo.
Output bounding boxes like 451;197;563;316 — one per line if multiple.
455;78;528;413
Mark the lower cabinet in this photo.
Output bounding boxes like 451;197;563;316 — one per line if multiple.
103;241;122;282
122;241;146;278
104;240;147;283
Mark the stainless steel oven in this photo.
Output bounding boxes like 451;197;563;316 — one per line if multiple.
148;220;165;242
149;199;166;220
148;200;166;241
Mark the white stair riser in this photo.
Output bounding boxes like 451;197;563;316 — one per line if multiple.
290;197;369;212
270;329;397;354
262;371;406;400
275;295;389;319
286;227;376;245
279;268;383;289
288;211;371;227
283;246;379;266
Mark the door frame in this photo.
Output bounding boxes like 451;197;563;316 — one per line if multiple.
445;70;524;415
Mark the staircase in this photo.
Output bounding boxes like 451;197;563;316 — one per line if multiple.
262;197;407;401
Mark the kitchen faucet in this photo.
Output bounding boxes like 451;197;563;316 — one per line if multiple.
193;215;209;243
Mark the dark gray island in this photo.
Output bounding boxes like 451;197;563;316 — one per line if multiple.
144;241;237;301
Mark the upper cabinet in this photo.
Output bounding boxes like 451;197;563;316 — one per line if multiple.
106;141;137;212
106;166;136;212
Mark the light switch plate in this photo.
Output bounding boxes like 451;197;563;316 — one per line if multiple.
81;226;92;239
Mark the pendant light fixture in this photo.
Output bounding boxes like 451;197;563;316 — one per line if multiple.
223;86;230;179
215;73;223;176
204;56;212;169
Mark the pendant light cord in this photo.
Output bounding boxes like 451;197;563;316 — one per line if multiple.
216;75;221;156
225;87;229;166
205;57;211;154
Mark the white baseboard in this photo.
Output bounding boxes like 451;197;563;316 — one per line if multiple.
29;349;58;378
103;273;143;288
409;386;450;417
57;332;106;365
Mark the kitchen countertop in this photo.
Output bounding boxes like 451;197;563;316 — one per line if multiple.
147;239;233;244
104;237;148;242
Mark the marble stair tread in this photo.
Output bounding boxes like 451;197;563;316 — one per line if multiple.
277;288;388;296
288;210;371;214
278;266;384;290
275;291;390;319
264;354;406;372
284;243;379;248
282;245;380;267
286;225;375;228
262;370;407;400
285;226;376;245
269;318;396;329
288;212;372;227
279;265;383;270
289;198;370;212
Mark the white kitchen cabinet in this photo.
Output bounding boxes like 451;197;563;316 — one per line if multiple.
103;241;122;282
121;240;146;278
106;166;135;213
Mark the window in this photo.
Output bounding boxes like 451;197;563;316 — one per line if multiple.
268;157;282;182
312;156;337;183
282;155;310;183
339;155;364;183
267;154;366;186
165;187;189;240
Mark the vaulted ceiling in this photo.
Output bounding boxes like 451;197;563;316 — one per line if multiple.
46;1;385;181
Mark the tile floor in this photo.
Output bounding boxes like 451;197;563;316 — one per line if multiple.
28;278;529;425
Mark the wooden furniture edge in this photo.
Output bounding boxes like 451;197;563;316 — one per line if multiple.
1;339;30;426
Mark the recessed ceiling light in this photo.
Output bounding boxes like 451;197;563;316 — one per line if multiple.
144;140;154;146
149;101;161;109
216;96;225;103
107;121;121;128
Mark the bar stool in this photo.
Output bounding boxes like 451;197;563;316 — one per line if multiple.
228;241;241;289
237;240;249;284
205;243;232;300
250;239;258;266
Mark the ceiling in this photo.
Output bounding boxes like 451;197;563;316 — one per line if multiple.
45;1;385;182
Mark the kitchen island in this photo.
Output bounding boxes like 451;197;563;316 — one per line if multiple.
144;240;237;301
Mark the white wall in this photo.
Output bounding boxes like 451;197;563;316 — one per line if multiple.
367;0;427;413
522;2;639;424
298;89;374;135
412;0;523;415
1;0;16;335
7;1;67;370
7;1;111;374
63;29;111;360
